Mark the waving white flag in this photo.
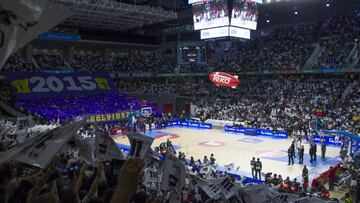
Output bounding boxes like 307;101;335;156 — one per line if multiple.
12;120;83;168
0;0;72;68
94;130;125;161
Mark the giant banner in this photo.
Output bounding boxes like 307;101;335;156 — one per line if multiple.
6;72;116;98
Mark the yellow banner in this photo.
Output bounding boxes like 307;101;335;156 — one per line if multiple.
86;111;138;123
352;116;360;121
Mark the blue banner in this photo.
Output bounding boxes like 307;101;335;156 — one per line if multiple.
38;32;80;42
162;120;212;129
307;135;360;147
6;72;116;98
319;68;341;73
224;125;288;139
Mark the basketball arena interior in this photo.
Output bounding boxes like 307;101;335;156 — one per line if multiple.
1;0;360;202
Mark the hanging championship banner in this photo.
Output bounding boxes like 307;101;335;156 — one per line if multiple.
0;0;72;68
6;72;116;98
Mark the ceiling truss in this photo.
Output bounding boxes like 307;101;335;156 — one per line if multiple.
51;0;178;31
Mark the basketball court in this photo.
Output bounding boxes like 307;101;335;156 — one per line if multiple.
114;127;340;181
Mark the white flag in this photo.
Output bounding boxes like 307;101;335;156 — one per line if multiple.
0;0;72;68
144;164;161;191
12;120;83;168
94;130;125;161
160;153;186;203
75;136;95;165
15;116;34;133
200;177;239;200
238;183;270;203
187;174;207;188
123;130;155;159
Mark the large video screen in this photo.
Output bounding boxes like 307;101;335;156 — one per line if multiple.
200;26;229;39
192;0;229;30
231;0;258;30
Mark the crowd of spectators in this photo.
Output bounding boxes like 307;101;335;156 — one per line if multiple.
0;119;58;152
195;78;359;135
14;93;160;123
116;78;208;98
0;87;13;103
312;12;360;69
71;51;175;74
0;152;148;203
1;12;360;74
2;54;36;72
34;54;70;71
116;76;360;136
0;75;360;202
1;118;359;203
313;39;353;69
217;22;316;73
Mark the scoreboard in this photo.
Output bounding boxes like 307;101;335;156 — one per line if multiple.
178;46;206;64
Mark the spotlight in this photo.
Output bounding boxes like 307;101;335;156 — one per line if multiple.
266;19;270;23
266;0;271;3
326;3;330;7
294;11;298;15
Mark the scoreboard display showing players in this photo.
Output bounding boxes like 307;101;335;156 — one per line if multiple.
192;0;229;30
190;0;261;39
231;0;258;30
178;46;206;64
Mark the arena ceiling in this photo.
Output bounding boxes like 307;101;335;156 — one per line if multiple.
52;0;178;31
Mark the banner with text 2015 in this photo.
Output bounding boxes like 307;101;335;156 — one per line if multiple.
6;72;116;98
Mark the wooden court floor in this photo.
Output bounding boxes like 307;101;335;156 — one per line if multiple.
115;127;340;180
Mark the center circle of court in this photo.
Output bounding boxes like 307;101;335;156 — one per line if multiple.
198;141;226;147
